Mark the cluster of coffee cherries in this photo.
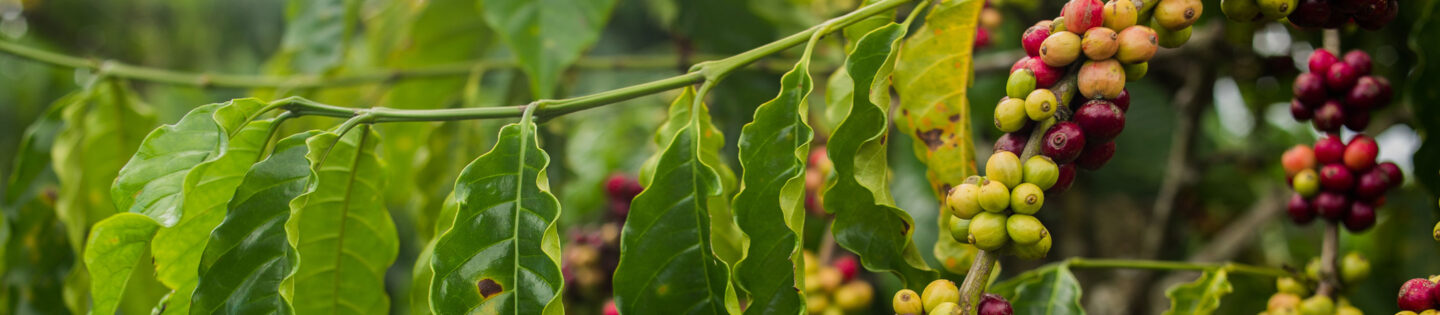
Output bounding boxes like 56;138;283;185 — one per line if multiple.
976;1;1003;49
1222;0;1396;29
563;175;637;305
945;152;1057;258
891;279;1013;315
1398;276;1440;313
1261;253;1370;315
802;252;874;315
1281;133;1402;230
1291;49;1393;133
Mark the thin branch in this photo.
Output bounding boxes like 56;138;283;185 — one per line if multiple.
1066;258;1292;278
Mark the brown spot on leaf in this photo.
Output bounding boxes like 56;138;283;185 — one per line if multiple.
477;279;503;299
948;114;960;122
916;129;944;150
900;220;911;236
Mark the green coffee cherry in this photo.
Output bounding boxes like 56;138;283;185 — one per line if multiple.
1292;169;1320;197
1025;89;1059;121
1258;0;1297;19
1103;0;1139;30
1006;214;1048;245
1335;305;1362;315
1339;252;1370;285
987;151;1023;188
1123;62;1148;82
969;212;1010;250
1007;69;1037;99
1304;258;1320;280
1221;0;1262;22
946;179;984;220
1023;156;1060;190
949;217;972;243
921;279;960;311
995;97;1029;133
928;302;961;315
978;179;1011;213
1010;183;1045;215
1051;17;1068;33
1010;232;1052;260
1155;24;1192;48
1298;295;1334;315
1276;277;1310;296
893;289;924;315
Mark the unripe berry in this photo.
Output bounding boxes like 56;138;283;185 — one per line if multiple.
1308;49;1339;75
1277;277;1310;296
1346;76;1389;110
1154;0;1203;30
893;289;924;315
1292;73;1327;105
1326;62;1360;91
1026;89;1059;121
1344;201;1376;231
950;217;971;242
947;179;984;219
1288;0;1333;28
1103;0;1139;30
1063;0;1106;32
1319;163;1354;192
1299;295;1334;315
1042;122;1088;164
929;302;962;315
1293;169;1320;197
1048;163;1078;194
978;293;1015;315
921;280;961;312
1079;60;1126;99
1343;50;1373;75
1075;141;1117;170
995;97;1029;133
1258;0;1298;19
1006;214;1047;244
1010;183;1045;215
1081;27;1120;60
1221;0;1263;22
1343;135;1379;170
1287;193;1317;224
1023;156;1061;190
1115;26;1159;64
1022;25;1052;57
1009;231;1052;260
1123;62;1148;82
1154;24;1192;48
969;212;1010;250
817;267;843;291
1311;100;1345;133
1290;99;1313;121
1269;293;1303;313
1314;135;1345;164
1376;162;1403;188
995;132;1029;156
1281;144;1317;176
1398;278;1437;311
833;281;874;311
1040;31;1082;67
978;179;1011;213
1314;191;1350;220
1074;100;1126;142
1007;70;1038;99
1114;88;1132;112
1339;252;1370;285
987;151;1024;189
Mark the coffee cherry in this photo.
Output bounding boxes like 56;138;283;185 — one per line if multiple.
1116;26;1159;64
1026;89;1060;121
1293;73;1327;105
1154;0;1202;30
1016;57;1065;88
1343;135;1378;170
834;281;874;311
1009;232;1053;260
1375;162;1403;187
1075;100;1126;142
1311;100;1345;133
976;28;992;48
1103;0;1139;29
1354;169;1389;199
1344;201;1376;231
979;179;1012;213
1354;0;1397;30
950;217;971;242
1114;88;1131;112
1319;163;1354;191
1290;99;1313;121
1048;163;1078;194
1293;169;1320;197
1287;193;1317;224
817;267;843;291
988;151;1024;188
1309;49;1339;74
834;256;859;282
1123;62;1148;82
1288;0;1332;28
1277;277;1311;296
604;300;619;315
1269;293;1303;313
804;251;820;274
1398;278;1437;311
1305;258;1321;279
1007;70;1037;99
1339;252;1370;285
1154;24;1192;48
1343;50;1373;75
1314;191;1350;220
1081;28;1120;60
1063;0;1106;32
1326;62;1360;91
894;289;924;315
1336;305;1362;315
1258;0;1298;19
1222;0;1264;22
1314;135;1345;164
1343;108;1368;133
969;212;1010;250
1346;76;1388;110
1006;214;1047;244
1040;31;1082;67
921;280;961;312
1079;60;1126;99
995;132;1029;156
995;97;1029;133
1042;122;1088;163
1281;144;1317;176
1022;25;1053;57
1299;295;1334;315
1023;156;1061;190
1010;183;1045;214
978;293;1015;315
1075;141;1117;170
947;179;984;219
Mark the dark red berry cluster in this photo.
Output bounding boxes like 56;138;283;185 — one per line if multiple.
1398;277;1440;312
563;174;637;303
1288;0;1398;30
995;91;1131;195
1282;134;1402;231
1291;49;1392;133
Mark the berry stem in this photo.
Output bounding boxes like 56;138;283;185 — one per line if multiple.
1318;222;1341;297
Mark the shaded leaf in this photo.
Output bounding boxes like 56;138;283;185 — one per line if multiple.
1163;270;1232;315
284;126;397;314
410;193;460;315
992;264;1085;315
1407;0;1440;197
53;80;155;254
83;212;160;315
615;88;739;314
824;23;938;290
191;131;322;315
481;0;619;98
0;101;72;314
279;0;358;74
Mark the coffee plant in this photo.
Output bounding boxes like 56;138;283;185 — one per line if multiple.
0;0;1437;314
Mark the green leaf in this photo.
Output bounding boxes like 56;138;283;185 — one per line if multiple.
732;50;816;314
991;264;1085;315
278;0;359;74
284;126;397;314
841;0;895;53
410;193;459;315
481;0;619;98
824;23;938;290
53;80;155;254
615;88;739;314
190;131;321;315
1163;270;1232;315
429;116;564;314
1408;1;1440;197
83;212;160;315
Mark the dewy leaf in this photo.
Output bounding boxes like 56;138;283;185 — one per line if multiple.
892;0;986;275
731;46;816;314
53;79;155;254
191;131;321;315
278;0;358;74
83;212;160;315
824;23;938;290
997;264;1085;315
284;126;397;315
615;88;738;314
481;0;619;98
429;116;564;315
1163;270;1232;315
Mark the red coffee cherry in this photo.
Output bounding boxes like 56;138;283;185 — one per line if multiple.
1041;122;1087;164
1288;193;1317;224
